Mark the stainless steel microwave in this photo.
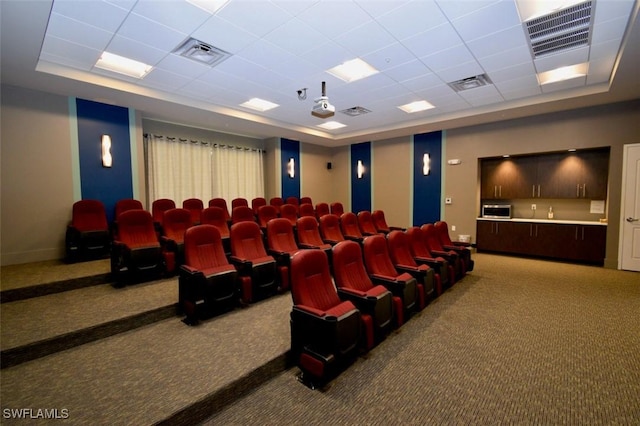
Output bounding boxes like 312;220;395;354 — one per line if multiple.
482;204;512;218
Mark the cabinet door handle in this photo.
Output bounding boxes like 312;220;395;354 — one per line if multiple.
576;184;580;197
499;186;502;197
537;185;540;197
530;224;533;237
494;186;497;198
582;184;586;197
532;185;535;197
575;227;579;240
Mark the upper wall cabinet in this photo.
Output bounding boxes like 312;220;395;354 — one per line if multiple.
480;148;610;200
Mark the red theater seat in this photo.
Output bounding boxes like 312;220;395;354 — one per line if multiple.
183;198;204;225
406;226;452;289
200;206;231;255
434;221;474;273
179;225;238;325
363;234;419;319
111;209;163;284
315;203;330;219
357;210;380;236
65;199;110;262
387;230;439;301
266;218;300;291
319;214;345;246
290;249;361;388
340;212;364;243
160;208;192;274
229;221;277;304
332;240;395;347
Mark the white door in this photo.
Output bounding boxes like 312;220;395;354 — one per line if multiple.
620;144;640;271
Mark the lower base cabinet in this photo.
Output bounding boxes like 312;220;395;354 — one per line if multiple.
477;220;606;264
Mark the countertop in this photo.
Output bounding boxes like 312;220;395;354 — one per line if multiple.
476;217;608;226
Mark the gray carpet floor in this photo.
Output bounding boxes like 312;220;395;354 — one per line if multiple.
1;253;639;425
202;254;640;425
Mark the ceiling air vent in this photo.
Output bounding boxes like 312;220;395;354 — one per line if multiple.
174;38;231;66
340;106;371;116
448;74;493;92
524;1;593;58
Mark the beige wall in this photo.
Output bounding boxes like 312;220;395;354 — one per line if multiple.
1;85;75;264
2;83;638;269
300;142;333;205
372;136;413;228
444;100;640;268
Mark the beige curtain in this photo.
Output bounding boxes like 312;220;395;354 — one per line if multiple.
145;134;264;205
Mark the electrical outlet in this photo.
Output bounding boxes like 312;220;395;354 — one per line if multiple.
452;225;456;231
531;204;537;210
445;197;452;205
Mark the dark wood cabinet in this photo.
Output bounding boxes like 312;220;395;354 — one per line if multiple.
480;158;521;199
552;150;609;199
477;220;606;264
480;148;609;200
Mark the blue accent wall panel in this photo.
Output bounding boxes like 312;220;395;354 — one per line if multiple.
413;131;442;225
280;138;300;199
76;99;132;222
351;142;371;213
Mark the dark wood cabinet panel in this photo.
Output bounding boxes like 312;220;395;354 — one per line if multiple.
480;149;609;200
477;220;606;264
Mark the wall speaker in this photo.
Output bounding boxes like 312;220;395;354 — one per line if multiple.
327;162;332;170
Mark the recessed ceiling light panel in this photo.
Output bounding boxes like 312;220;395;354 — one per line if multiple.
240;98;279;111
538;63;588;85
318;121;347;130
95;52;153;78
327;58;379;83
398;100;435;113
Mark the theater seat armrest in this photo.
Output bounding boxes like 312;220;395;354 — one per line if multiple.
179;265;201;276
395;265;421;275
431;249;454;257
229;256;252;273
370;274;405;294
293;304;326;318
344;235;363;242
452;241;471;247
337;288;367;298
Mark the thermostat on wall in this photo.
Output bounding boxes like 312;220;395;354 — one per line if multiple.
447;159;462;165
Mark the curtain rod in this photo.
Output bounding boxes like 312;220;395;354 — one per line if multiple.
144;133;265;153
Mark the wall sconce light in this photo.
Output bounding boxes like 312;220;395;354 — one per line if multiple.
357;160;365;179
423;153;431;176
101;134;113;168
287;157;295;178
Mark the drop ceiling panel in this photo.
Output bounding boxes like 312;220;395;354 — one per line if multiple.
402;23;464;59
130;0;211;34
362;43;417;72
46;13;113;52
466;24;529;59
335;21;398;57
22;0;637;147
191;16;259;54
452;1;521;41
435;0;500;21
375;0;449;40
118;13;187;52
106;35;168;65
297;1;373;37
216;1;292;38
50;0;131;32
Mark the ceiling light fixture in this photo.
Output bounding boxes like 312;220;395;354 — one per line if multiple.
185;0;230;14
95;52;152;78
398;100;435;114
317;121;346;130
516;0;587;22
327;58;379;83
241;98;279;112
538;63;588;85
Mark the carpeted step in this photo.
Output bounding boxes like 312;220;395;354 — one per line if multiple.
1;278;179;368
0;293;293;425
